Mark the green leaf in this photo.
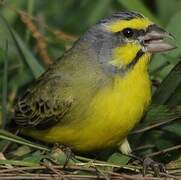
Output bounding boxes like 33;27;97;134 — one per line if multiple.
163;123;181;138
49;148;75;165
149;11;181;79
0;43;8;128
0;129;49;151
150;54;175;80
151;10;181;77
165;11;181;60
9;30;45;78
153;60;181;105
156;0;181;25
11;145;32;157
141;105;181;125
87;0;111;25
0;14;45;78
23;150;45;164
1;0;25;23
0;159;38;167
155;137;174;150
107;152;130;165
117;0;159;24
0;13;33;91
167;83;181;105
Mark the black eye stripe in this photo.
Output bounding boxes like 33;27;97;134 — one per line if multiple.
115;29;146;37
137;29;146;36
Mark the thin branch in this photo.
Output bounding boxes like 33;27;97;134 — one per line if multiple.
132;117;180;134
43;162;68;180
147;144;181;157
1;2;77;41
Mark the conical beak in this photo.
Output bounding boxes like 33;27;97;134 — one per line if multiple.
142;24;177;53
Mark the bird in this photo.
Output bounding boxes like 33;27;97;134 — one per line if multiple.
14;11;176;155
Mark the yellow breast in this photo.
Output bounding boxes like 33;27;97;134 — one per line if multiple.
76;53;151;151
25;54;151;152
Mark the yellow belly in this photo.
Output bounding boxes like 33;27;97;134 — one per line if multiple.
26;57;151;152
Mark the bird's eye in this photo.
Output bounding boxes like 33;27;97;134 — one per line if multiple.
122;28;134;38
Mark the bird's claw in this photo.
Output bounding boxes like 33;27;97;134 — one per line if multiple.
143;157;166;176
53;144;75;168
59;145;75;168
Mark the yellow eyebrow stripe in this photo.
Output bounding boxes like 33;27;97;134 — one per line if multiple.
107;18;153;32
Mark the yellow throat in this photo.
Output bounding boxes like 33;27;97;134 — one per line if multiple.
26;44;152;152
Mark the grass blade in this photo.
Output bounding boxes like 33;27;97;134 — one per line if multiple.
10;30;45;78
0;159;39;167
0;41;8;128
166;84;181;105
0;129;49;151
0;14;45;78
153;60;181;104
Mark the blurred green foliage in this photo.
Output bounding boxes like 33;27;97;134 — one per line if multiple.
0;0;180;174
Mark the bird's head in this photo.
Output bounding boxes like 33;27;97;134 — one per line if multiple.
82;11;176;73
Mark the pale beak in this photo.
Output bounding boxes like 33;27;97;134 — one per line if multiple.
142;24;177;53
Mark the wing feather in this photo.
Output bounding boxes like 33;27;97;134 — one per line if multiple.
14;72;73;129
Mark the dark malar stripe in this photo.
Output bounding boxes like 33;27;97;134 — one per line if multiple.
104;49;145;75
125;49;145;70
113;49;145;74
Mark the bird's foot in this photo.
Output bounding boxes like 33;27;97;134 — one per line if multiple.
143;157;166;177
52;143;75;168
61;145;75;168
129;154;166;176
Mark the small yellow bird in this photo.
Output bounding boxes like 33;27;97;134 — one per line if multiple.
14;11;175;154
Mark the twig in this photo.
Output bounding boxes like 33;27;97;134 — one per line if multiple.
168;169;181;175
0;172;178;180
0;152;13;169
147;144;181;157
0;174;104;179
0;164;179;180
43;162;68;180
133;144;155;152
1;129;20;153
19;11;53;67
132;117;180;134
1;2;77;42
